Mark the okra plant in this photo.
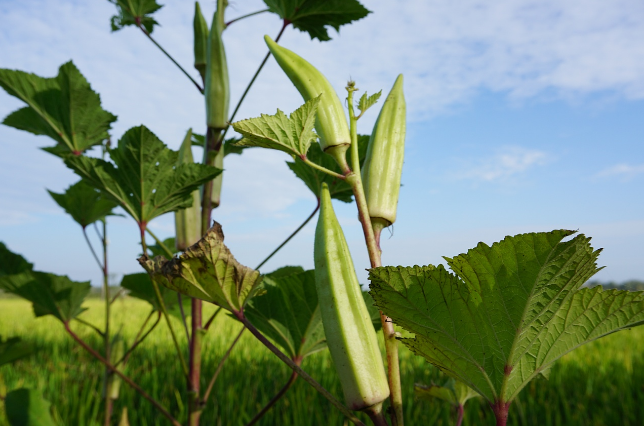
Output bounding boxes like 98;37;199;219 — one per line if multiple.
1;1;643;426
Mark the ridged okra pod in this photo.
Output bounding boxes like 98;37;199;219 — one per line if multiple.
361;74;406;227
205;0;229;130
314;183;389;411
193;2;208;82
175;130;202;250
265;36;351;158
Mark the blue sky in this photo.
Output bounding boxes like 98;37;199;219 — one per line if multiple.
1;0;643;286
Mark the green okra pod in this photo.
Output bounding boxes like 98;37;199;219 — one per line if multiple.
265;36;351;157
205;0;229;130
361;74;406;227
193;2;208;82
175;130;202;250
314;183;390;411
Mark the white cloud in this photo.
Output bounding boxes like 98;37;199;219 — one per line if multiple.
455;146;549;182
596;163;644;180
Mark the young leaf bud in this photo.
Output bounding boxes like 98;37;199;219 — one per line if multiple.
314;183;390;411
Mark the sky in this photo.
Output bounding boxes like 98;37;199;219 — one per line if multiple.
0;0;643;287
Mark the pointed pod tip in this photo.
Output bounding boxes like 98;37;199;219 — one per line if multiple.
264;34;275;46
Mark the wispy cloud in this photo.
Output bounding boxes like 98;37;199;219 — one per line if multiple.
596;163;644;180
455;146;549;182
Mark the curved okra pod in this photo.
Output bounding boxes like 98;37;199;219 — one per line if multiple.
193;2;208;82
264;36;351;161
205;0;229;130
175;130;202;250
361;74;406;228
314;183;390;411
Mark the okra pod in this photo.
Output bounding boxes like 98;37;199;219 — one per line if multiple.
205;0;229;130
265;36;351;157
175;130;202;250
193;2;208;82
361;74;406;227
314;183;390;411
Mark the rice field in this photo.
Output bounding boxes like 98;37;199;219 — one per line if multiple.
1;298;643;425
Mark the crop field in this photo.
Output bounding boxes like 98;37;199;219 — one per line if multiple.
1;298;643;426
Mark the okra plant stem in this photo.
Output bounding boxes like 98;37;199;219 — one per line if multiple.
346;89;404;426
225;8;270;27
65;323;182;426
188;298;204;426
145;228;174;258
236;312;367;426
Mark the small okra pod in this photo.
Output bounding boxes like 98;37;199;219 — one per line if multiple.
205;0;229;130
361;74;406;227
314;183;390;411
264;36;351;157
175;130;202;250
193;2;208;82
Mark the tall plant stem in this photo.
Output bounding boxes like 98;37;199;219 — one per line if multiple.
492;401;510;426
456;404;464;426
64;323;181;426
225;8;269;27
235;313;367;426
188;297;204;426
220;20;289;141
245;357;301;426
346;89;404;426
145;229;174;258
102;218;112;426
202;326;245;405
82;227;103;271
136;22;204;93
140;226;189;377
255;200;320;270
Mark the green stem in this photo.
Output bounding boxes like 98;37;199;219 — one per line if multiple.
73;317;105;338
201;128;224;233
346;89;404;426
236;312;366;426
188;298;203;426
82;227;103;272
101;219;112;426
64;322;182;426
145;228;175;258
303;157;346;180
140;225;189;377
136;22;204;94
202;326;245;405
245;356;301;426
255;200;320;270
225;8;269;27
204;307;222;331
220;20;289;141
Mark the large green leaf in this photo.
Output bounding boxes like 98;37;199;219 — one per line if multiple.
120;272;178;313
5;388;57;426
0;336;34;367
0;242;33;276
146;237;177;258
232;97;320;158
0;272;90;323
48;180;119;229
109;0;163;33
245;268;326;359
65;125;221;225
139;222;262;313
286;134;369;203
264;0;370;41
0;61;117;154
369;230;644;405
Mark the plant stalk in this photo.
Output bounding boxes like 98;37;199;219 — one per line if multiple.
225;8;270;27
136;21;204;93
188;298;204;426
456;404;464;426
102;219;112;426
346;89;404;426
236;312;367;426
204;307;223;331
245;356;302;426
255;200;320;270
492;401;510;426
64;322;181;426
202;326;245;405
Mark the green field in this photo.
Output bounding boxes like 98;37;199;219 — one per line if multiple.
1;298;643;426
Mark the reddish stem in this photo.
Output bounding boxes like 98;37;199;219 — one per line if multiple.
456;404;464;426
491;400;511;426
188;298;203;425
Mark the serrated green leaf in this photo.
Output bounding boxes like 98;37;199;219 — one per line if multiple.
0;62;117;154
361;289;382;333
264;0;370;41
246;269;326;359
191;134;251;157
415;378;479;407
139;222;262;313
120;272;179;313
65;125;221;225
232;96;321;157
0;336;34;367
48;180;120;229
358;91;381;115
369;230;644;404
145;237;177;259
109;0;163;33
0;272;90;323
286;134;369;203
0;242;33;276
5;388;57;426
